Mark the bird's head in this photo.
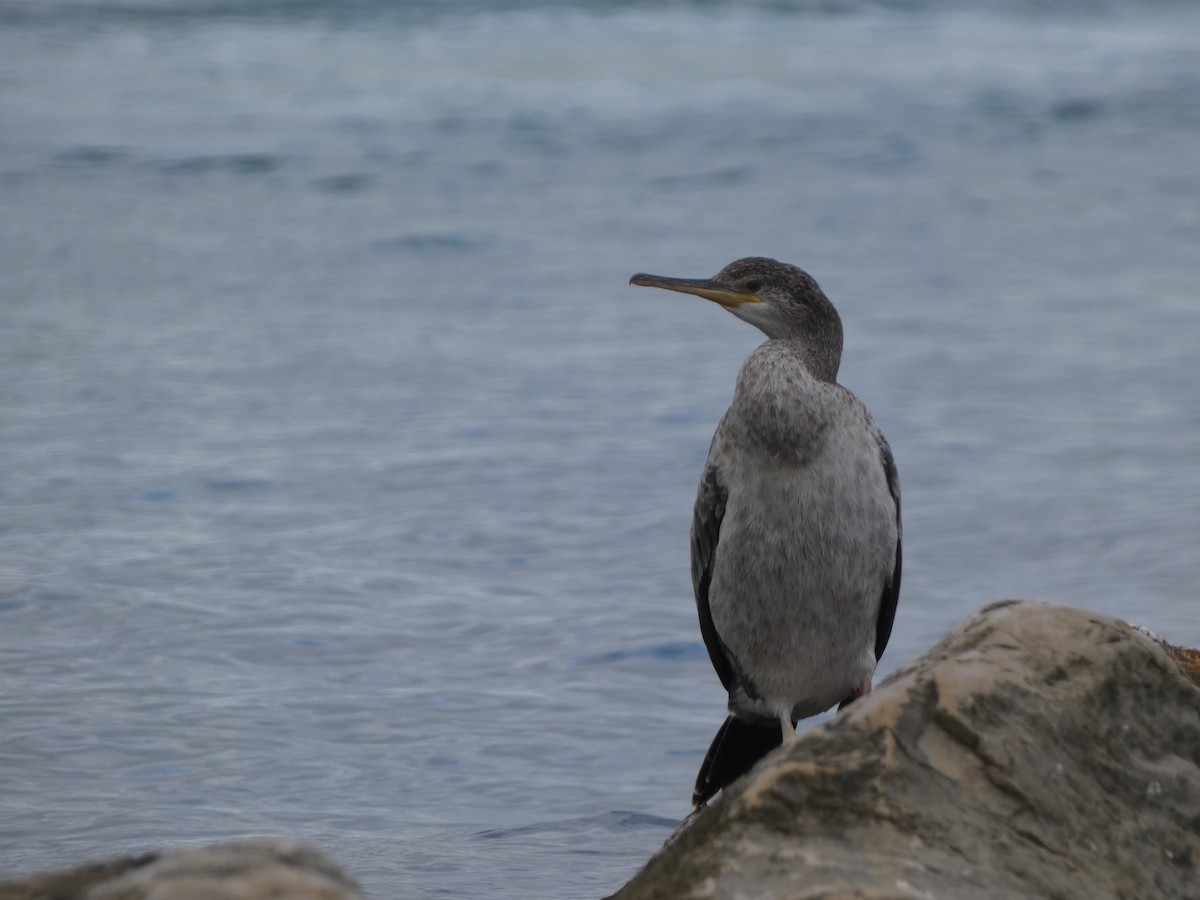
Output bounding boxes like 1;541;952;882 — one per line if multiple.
629;256;844;379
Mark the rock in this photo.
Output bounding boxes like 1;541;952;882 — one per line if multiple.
1134;624;1200;689
7;602;1198;899
612;600;1200;900
0;840;362;900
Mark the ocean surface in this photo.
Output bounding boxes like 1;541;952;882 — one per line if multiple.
2;0;1198;895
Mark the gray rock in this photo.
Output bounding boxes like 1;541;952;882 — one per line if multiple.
612;600;1200;900
6;602;1198;899
0;840;362;900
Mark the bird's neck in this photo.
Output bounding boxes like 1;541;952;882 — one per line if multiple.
729;342;843;460
774;336;841;384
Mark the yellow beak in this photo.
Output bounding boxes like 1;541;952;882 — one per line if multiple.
629;273;763;309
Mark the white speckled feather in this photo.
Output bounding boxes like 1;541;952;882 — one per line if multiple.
704;341;898;721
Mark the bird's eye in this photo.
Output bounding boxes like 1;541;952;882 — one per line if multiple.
745;279;763;293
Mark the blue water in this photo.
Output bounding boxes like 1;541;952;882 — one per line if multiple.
2;1;1199;896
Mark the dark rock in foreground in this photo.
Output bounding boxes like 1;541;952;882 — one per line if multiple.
613;600;1200;899
0;840;361;900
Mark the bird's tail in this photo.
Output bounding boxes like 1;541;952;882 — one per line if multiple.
692;715;783;807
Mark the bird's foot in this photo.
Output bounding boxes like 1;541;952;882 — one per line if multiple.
779;711;801;744
837;678;874;712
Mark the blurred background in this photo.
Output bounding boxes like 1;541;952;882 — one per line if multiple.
1;0;1198;896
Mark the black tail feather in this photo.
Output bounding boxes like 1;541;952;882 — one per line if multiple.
692;716;783;806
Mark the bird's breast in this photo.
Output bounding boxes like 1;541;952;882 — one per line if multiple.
707;413;897;717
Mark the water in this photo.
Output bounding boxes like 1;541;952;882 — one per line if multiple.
1;1;1198;895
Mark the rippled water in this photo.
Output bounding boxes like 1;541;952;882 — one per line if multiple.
2;2;1199;896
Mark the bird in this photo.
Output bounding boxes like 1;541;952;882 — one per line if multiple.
629;257;901;807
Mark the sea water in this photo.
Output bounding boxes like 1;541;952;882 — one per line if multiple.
2;1;1199;895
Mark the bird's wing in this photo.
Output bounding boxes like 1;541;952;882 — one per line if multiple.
691;452;736;692
874;434;903;661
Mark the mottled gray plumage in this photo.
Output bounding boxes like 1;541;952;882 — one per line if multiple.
630;257;901;806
